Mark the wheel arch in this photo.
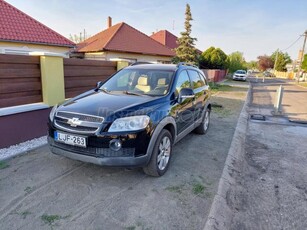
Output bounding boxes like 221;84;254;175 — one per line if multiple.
145;116;177;163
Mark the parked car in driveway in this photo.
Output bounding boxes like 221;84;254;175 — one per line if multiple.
233;70;247;81
48;63;211;176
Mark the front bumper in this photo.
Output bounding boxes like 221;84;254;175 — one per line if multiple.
47;123;152;167
48;137;150;167
233;75;246;81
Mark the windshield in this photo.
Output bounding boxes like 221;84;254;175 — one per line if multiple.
100;69;175;96
235;70;246;74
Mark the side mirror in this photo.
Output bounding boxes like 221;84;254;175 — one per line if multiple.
178;88;195;103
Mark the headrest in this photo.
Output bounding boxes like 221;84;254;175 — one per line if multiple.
138;75;149;85
157;78;168;85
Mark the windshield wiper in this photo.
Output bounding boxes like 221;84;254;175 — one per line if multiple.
122;91;143;96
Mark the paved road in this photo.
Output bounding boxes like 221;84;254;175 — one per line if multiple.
249;77;307;121
228;77;307;230
0;90;247;230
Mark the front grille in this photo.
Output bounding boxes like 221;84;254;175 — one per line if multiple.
51;139;135;158
56;111;104;123
54;111;103;134
55;120;98;132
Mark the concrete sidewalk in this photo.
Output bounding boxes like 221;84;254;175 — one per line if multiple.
206;77;307;229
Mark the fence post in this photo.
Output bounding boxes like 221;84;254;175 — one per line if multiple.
40;55;65;106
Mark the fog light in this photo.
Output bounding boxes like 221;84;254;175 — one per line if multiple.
109;139;122;151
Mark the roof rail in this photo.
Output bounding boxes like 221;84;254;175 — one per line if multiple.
177;62;199;69
130;62;153;66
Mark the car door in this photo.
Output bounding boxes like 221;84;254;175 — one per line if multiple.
172;70;195;134
187;70;209;121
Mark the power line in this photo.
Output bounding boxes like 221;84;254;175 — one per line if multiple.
281;36;302;51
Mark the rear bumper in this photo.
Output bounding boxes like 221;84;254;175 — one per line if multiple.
48;137;151;167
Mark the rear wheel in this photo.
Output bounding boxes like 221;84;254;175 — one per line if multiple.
143;129;172;177
194;108;210;134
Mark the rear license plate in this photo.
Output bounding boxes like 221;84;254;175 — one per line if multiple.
54;131;87;148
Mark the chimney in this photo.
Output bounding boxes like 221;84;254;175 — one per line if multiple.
107;16;112;28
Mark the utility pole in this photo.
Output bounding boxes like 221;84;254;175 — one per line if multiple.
297;30;307;83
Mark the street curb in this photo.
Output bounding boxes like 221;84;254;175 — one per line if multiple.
204;83;252;230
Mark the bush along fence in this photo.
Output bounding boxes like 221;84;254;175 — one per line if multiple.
0;53;125;148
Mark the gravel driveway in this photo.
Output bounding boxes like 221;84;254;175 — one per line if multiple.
0;88;247;230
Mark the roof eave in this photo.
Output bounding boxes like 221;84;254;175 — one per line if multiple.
103;49;175;57
0;39;75;48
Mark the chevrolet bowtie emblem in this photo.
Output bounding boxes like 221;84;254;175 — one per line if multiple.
67;117;82;127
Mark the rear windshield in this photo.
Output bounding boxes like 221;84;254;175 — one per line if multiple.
100;69;175;96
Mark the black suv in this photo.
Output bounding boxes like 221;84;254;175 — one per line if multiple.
48;63;211;176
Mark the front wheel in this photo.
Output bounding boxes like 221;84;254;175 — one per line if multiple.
143;129;173;177
194;108;210;134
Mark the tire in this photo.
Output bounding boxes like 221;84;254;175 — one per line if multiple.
143;129;173;177
194;108;210;135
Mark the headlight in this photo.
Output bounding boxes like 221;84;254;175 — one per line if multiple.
49;105;57;122
108;115;150;132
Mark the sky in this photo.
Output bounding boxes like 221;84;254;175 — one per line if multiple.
5;0;307;61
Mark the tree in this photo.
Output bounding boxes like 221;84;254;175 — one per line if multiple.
199;46;228;69
257;55;274;71
227;51;246;73
245;60;258;70
302;54;307;72
69;30;90;43
175;4;197;64
271;50;292;71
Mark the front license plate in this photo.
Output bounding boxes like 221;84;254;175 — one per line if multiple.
54;131;87;148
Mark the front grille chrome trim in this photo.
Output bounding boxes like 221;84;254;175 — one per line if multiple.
54;121;99;134
54;111;104;134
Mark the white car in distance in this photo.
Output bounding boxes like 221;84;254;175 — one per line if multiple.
233;70;247;81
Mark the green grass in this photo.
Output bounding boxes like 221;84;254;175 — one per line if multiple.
41;214;61;225
213;107;232;117
209;82;233;93
20;211;31;219
24;186;33;194
165;185;184;194
298;82;307;88
125;226;136;230
192;183;205;195
0;161;9;170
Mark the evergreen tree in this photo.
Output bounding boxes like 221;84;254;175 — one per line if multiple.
175;4;197;64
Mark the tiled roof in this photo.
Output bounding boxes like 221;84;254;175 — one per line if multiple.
77;23;175;57
0;0;75;47
150;30;178;50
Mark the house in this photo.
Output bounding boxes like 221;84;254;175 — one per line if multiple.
75;18;175;63
150;30;178;50
151;29;202;55
0;0;75;57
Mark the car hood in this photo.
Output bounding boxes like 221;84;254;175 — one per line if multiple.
57;90;164;121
